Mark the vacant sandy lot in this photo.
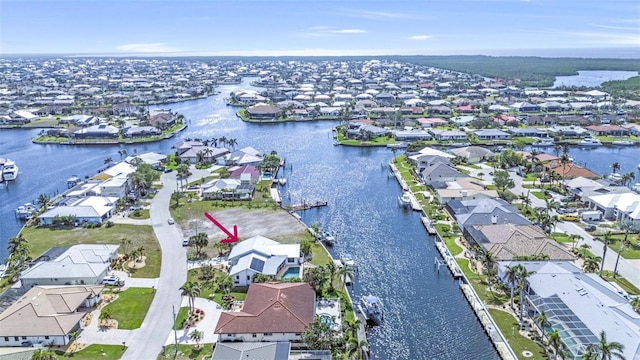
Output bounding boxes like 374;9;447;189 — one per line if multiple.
180;208;308;244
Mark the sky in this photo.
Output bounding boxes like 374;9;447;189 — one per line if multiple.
1;0;639;57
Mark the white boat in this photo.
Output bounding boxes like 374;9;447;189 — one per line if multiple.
14;203;38;220
278;178;287;185
322;231;335;247
577;138;602;147
2;159;18;181
632;183;640;193
398;192;412;208
358;295;384;325
611;140;634;146
608;173;623;184
340;253;355;267
531;138;554;147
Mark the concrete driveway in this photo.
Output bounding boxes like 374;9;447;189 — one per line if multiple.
164;297;223;346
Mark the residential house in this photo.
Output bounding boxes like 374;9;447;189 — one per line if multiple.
546;160;600;180
473;129;511;140
229;165;260;185
588;193;640;227
511;102;539;112
148;110;177;129
430;129;468;141
466;224;574;260
417;117;448;128
497;261;640;360
124;126;161;137
227;235;302;286
421;163;469;189
407;147;455;173
435;177;498;203
39;196;118;225
565;177;630;202
0;285;104;347
20;244;119;287
450;146;495;164
175;141;229;164
446;198;531;232
201;179;253;200
393;129;432;141
584;125;629;137
246;104;283;119
214;282;314;343
225;147;264;166
74;123;119;138
429;105;452;115
345;122;389;139
124;152;168;168
508;127;549;138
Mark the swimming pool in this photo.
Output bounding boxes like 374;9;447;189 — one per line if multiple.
281;267;300;280
318;313;339;330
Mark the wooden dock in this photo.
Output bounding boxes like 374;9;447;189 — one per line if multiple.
290;201;328;211
421;216;437;235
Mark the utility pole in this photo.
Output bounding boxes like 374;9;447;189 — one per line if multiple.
172;305;178;359
613;244;624;278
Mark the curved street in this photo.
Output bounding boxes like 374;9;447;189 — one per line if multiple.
121;169;208;360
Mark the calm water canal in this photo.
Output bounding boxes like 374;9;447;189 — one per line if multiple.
1;78;635;358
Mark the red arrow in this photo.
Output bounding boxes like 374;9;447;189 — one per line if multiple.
204;212;238;243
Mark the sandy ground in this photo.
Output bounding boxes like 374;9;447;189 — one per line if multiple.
181;208;308;244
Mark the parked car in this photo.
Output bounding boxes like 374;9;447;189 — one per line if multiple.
560;214;580;222
168;218;175;225
164;168;173;173
182;238;190;246
102;275;124;286
585;224;597;232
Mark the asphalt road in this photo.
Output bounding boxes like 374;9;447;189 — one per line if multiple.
121;171;190;360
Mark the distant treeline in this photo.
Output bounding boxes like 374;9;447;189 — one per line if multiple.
392;56;640;87
602;76;640;100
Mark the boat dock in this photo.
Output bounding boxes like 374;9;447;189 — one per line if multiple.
434;242;463;279
421;216;437;235
270;187;281;203
290;200;327;211
388;162;409;191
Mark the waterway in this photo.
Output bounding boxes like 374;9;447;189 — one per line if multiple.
552;70;638;88
1;78;638;358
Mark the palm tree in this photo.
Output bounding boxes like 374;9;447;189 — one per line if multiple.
600;232;613;276
533;309;550;335
323;262;337;292
215;273;234;295
578;243;592;259
171;190;185;207
583;255;602;273
544;197;560;218
514;264;536;321
570;234;582;251
37;193;50;211
190;232;209;258
592;330;626;360
503;265;520;310
611;162;621;174
630;297;640;313
31;349;58;360
179;282;201;314
559;151;571;185
336;264;355;288
346;337;369;360
7;233;28;255
189;329;203;348
547;328;564;359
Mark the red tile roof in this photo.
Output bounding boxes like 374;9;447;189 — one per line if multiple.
214;282;315;335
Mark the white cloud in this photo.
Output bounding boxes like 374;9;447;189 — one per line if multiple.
408;35;432;40
115;43;180;53
352;10;410;19
297;27;367;38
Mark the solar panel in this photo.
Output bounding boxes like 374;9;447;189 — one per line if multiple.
250;258;265;272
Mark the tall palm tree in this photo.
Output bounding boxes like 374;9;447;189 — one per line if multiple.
533;309;550;335
215;273;234;295
503;265;520;310
323;262;338;293
336;264;355;288
7;233;28;255
559;151;571;185
611;162;621;174
346;337;369;360
592;330;626;360
179;282;201;314
37;193;50;211
544;198;560;218
570;234;582;251
31;349;58;360
547;328;564;359
600;232;613;276
515;265;535;321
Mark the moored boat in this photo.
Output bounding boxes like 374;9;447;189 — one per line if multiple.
2;159;18;181
14;203;38;220
340;253;355;267
322;231;335;247
398;192;411;209
358;294;384;325
531;138;554;147
577;138;602;147
611;140;634;146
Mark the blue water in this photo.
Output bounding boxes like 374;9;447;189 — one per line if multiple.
1;77;636;359
553;70;638;88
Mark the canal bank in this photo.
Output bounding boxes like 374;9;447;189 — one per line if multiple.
389;159;518;360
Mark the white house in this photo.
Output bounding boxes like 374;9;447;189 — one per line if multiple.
0;285;104;347
39;196;118;225
588;192;640;226
20;244;119;287
227;235;301;286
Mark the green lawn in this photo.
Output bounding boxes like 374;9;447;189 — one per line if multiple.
174;306;190;330
158;344;215;360
531;191;546;200
102;287;156;329
601;271;640;295
20;224;161;277
58;344;126;360
311;242;334;266
488;308;547;360
184;268;248;303
24;117;60;127
129;209;150;219
604;235;640;259
550;232;572;243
